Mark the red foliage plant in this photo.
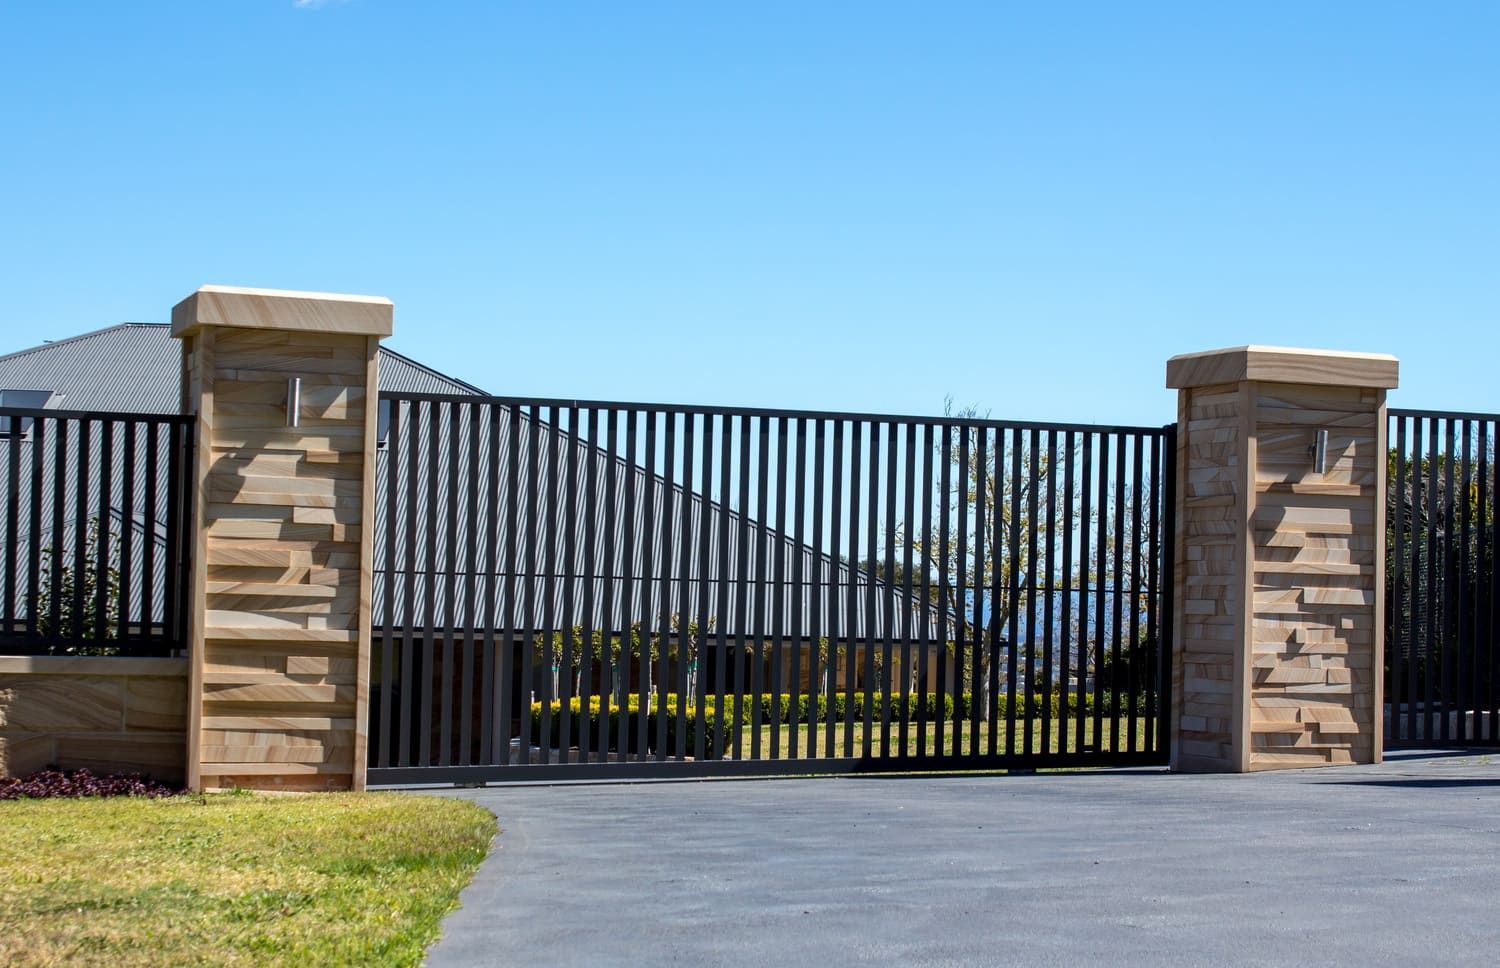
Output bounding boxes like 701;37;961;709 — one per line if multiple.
0;768;182;800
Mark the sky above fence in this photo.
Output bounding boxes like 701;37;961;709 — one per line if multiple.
1;2;1496;427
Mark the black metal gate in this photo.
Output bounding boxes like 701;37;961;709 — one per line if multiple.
1386;408;1499;748
0;405;193;656
368;392;1174;782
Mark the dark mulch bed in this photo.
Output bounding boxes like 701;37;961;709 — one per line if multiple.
0;768;182;800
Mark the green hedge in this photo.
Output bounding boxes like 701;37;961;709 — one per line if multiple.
528;690;1153;755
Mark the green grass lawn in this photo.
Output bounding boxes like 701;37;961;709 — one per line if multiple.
0;792;495;968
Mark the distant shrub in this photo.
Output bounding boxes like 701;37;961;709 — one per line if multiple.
527;690;1152;756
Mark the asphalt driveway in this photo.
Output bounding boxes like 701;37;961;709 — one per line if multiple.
422;751;1500;966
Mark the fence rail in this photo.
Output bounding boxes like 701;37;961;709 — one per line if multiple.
0;407;194;656
1387;408;1499;747
369;391;1174;781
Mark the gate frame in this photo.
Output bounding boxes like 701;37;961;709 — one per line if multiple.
365;390;1177;784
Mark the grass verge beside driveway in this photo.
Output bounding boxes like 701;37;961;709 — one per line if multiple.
0;791;495;967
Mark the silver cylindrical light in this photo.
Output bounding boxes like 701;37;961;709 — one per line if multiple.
286;376;302;428
1312;428;1328;475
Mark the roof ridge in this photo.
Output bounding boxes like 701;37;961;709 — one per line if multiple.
379;342;489;395
0;322;158;366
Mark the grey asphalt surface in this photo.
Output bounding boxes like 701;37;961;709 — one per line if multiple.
421;751;1500;966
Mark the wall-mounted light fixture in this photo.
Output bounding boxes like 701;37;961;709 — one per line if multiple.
286;377;301;428
1310;428;1328;475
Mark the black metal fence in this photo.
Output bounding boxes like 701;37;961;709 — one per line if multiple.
369;391;1174;782
0;407;193;656
1387;408;1499;747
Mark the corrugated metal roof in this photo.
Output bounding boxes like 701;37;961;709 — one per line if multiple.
0;324;183;413
0;326;955;643
0;324;482;635
0;323;484;413
372;398;953;641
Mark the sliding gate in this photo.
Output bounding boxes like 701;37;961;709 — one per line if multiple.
1386;408;1500;748
367;392;1174;783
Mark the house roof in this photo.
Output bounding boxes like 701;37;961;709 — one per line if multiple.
1;324;949;642
0;323;484;411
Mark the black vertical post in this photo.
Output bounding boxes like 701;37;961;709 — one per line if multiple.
439;402;461;767
70;419;91;646
1042;430;1058;755
1111;433;1126;752
828;420;840;759
675;414;695;761
93;420;113;646
578;408;599;762
163;421;186;651
694;413;714;762
1059;431;1076;755
600;408;619;761
655;413;676;762
1391;415;1406;748
560;406;580;761
771;417;787;759
1440;418;1455;743
520;404;540;767
1;410;16;637
541;405;563;764
1143;431;1161;754
713;413;732;759
954;426;968;754
1006;428;1022;756
845;421;862;759
865;421;880;760
1426;417;1440;743
1458;421;1473;742
1094;433;1109;750
917;423;934;758
969;427;985;758
900;421;916;758
790;417;807;759
751;415;770;760
490;403;511;765
810;419;827;758
47;419;66;648
419;401;440;766
1418;417;1432;745
504;399;522;762
1128;432;1144;752
1479;417;1492;742
732;414;752;759
937;425;951;757
1023;428;1039;758
117;421;136;648
400;401;421;767
621;409;640;761
378;400;400;768
1158;423;1176;757
459;405;481;766
882;420;898;759
25;418;46;643
638;410;659;761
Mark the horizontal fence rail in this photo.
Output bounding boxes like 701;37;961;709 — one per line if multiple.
369;391;1174;782
1387;408;1499;748
0;407;193;657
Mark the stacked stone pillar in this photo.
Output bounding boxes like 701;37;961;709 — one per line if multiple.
174;285;390;791
1167;346;1397;772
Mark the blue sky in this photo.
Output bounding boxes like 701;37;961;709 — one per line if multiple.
1;2;1495;426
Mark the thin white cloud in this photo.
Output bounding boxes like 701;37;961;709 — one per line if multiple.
293;0;350;8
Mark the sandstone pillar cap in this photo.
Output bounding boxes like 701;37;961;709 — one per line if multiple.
1166;345;1397;390
171;284;393;339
